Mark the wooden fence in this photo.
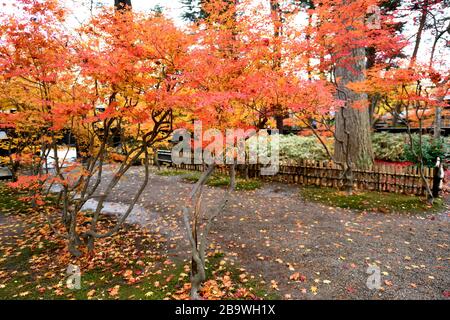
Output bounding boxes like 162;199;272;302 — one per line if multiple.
168;160;435;196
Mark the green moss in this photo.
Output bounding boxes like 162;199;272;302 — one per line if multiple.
0;184;30;215
235;180;262;191
155;168;262;191
1;248;32;272
155;169;191;177
0;250;276;300
182;172;203;182
0;183;273;300
182;172;262;191
0;263;175;300
0;183;58;217
202;252;280;300
301;186;444;214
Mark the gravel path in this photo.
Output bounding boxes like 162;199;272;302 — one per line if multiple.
95;167;449;300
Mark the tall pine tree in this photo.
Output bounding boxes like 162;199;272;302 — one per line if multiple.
181;0;207;22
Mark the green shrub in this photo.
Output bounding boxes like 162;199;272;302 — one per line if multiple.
371;133;449;165
278;135;331;162
246;132;449;165
404;135;449;168
246;134;332;163
371;132;407;162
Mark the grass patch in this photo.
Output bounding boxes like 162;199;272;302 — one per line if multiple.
155;169;191;177
183;172;262;191
300;186;444;214
155;168;262;191
182;171;203;182
0;256;181;300
0;183;30;215
0;250;278;300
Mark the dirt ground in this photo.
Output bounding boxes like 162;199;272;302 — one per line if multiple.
93;166;450;300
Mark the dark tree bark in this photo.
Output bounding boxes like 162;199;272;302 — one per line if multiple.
270;0;287;133
366;46;378;127
334;47;374;169
430;19;449;138
114;0;131;10
410;0;429;66
434;105;442;139
366;1;403;127
182;164;232;299
275;115;284;134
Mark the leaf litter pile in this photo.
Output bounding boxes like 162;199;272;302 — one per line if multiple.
0;186;270;300
1;170;449;300
66;167;449;300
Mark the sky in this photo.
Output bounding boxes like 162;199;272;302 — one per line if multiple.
69;0;185;25
0;1;186;26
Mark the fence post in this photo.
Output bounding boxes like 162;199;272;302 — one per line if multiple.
432;157;444;198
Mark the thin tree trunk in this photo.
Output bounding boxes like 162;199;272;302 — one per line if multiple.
434;105;442;139
270;0;286;133
366;47;379;127
229;163;236;191
410;0;429;67
429;22;449;68
153;148;161;170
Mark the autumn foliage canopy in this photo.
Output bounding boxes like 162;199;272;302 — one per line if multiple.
0;0;448;254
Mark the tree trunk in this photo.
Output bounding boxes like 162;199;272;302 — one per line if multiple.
366;47;379;127
275;115;284;134
270;0;286;133
410;0;428;66
334;48;374;169
229;163;236;191
434;105;442;139
114;0;131;10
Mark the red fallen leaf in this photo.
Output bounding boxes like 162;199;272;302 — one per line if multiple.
290;272;306;282
443;291;450;298
123;269;133;278
54;289;64;296
234;288;251;299
165;274;174;283
270;280;280;291
38;287;46;294
221;275;232;289
108;285;120;297
346;286;356;294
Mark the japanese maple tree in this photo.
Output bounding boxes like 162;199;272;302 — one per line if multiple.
1;1;190;255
